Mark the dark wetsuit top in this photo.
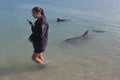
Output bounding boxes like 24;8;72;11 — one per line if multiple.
30;17;49;53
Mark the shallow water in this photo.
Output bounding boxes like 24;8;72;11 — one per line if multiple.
0;0;120;80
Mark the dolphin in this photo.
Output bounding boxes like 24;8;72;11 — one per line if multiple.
64;30;89;44
92;30;105;33
56;18;70;22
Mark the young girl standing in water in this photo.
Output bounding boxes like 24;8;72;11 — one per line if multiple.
28;7;49;64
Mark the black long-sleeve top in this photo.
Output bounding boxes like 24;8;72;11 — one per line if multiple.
30;17;49;49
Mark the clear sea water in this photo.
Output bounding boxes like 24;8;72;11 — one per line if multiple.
0;0;120;80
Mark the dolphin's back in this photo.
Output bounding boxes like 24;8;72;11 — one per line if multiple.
64;30;89;44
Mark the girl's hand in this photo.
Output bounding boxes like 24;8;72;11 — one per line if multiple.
27;19;34;27
28;37;33;43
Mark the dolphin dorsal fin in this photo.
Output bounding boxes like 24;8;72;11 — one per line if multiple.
82;30;89;37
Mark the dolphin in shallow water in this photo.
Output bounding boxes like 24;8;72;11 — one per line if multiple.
64;31;89;44
56;18;70;22
92;30;105;33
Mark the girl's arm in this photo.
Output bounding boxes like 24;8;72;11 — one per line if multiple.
41;23;48;37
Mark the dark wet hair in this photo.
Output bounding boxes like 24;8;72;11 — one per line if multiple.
32;7;46;19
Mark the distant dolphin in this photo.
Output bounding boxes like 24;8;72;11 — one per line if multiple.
64;31;89;44
56;18;70;22
92;30;105;33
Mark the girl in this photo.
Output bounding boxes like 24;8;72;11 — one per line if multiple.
28;7;49;64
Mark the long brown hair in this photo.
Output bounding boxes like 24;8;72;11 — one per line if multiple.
32;7;46;19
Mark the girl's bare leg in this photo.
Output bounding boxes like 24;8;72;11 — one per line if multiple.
38;54;44;62
32;53;44;64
